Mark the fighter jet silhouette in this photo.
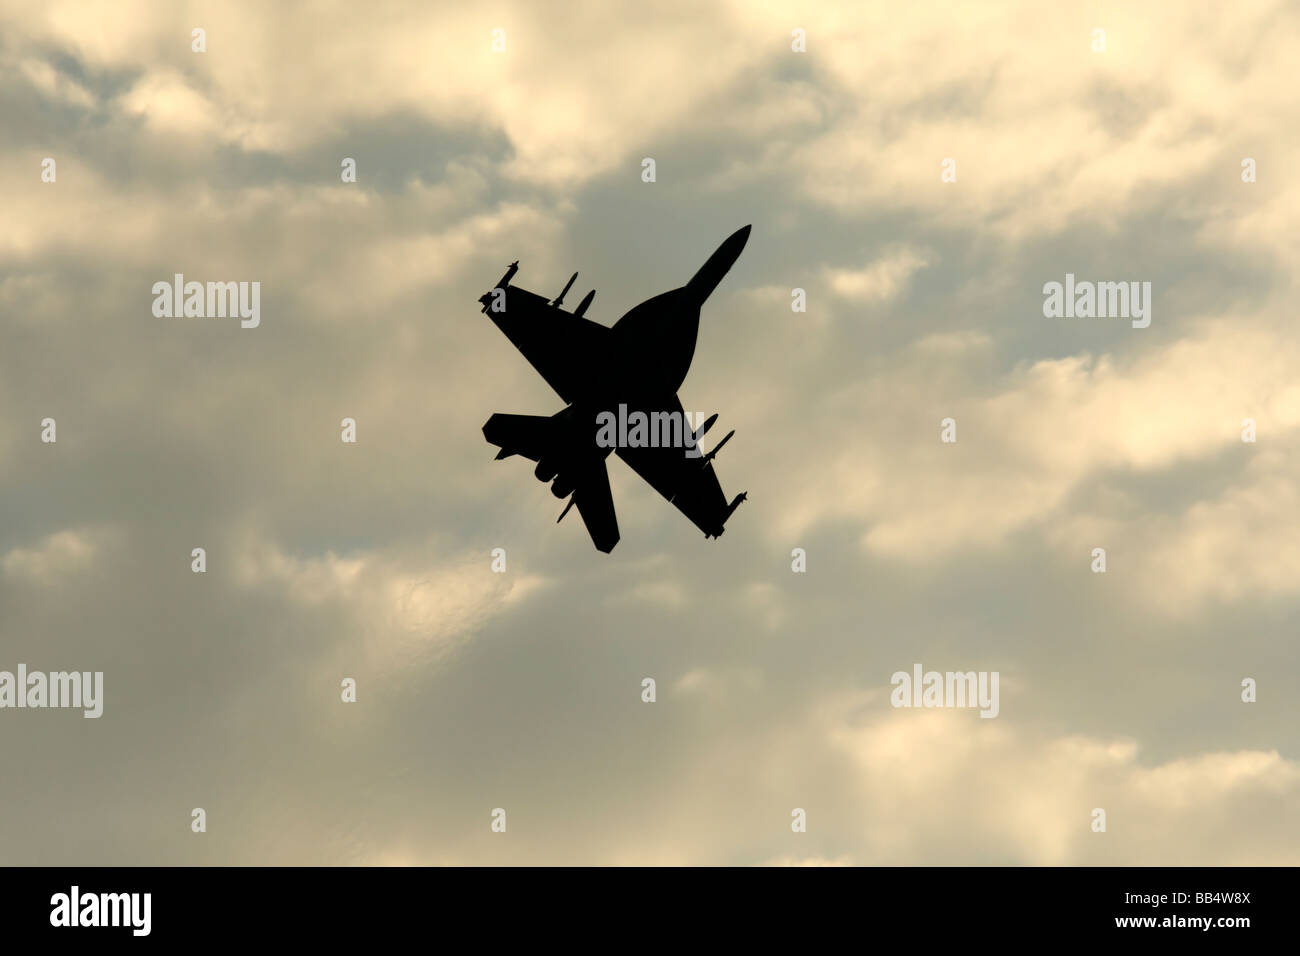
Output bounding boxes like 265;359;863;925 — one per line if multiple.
480;225;751;552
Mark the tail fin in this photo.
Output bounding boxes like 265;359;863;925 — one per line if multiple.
684;224;751;306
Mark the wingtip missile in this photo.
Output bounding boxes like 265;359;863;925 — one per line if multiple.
722;490;747;522
480;261;519;312
705;491;748;539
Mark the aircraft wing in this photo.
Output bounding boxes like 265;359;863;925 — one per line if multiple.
614;397;743;538
482;282;611;405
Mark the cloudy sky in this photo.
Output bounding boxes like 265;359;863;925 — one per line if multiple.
2;0;1298;865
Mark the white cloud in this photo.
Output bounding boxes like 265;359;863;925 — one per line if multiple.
824;246;932;303
233;531;548;670
764;315;1300;615
2;528;115;583
821;698;1300;865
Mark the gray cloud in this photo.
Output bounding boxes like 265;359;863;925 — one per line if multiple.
1;0;1297;864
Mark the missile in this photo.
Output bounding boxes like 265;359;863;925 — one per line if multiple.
479;261;519;312
701;429;735;465
557;495;577;523
693;413;719;442
706;491;748;538
573;289;596;318
722;491;747;522
552;271;578;307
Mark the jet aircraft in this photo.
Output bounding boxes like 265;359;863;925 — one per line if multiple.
480;225;751;552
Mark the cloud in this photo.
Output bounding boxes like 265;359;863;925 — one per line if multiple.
824;246;932;303
762;315;1300;618
2;527;115;583
16;57;95;108
818;697;1300;865
760;855;853;866
1;0;1296;866
232;531;549;671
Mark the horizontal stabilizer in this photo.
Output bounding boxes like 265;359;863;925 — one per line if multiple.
483;412;556;463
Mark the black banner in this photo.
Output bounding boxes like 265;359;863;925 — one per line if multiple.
0;866;1285;942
